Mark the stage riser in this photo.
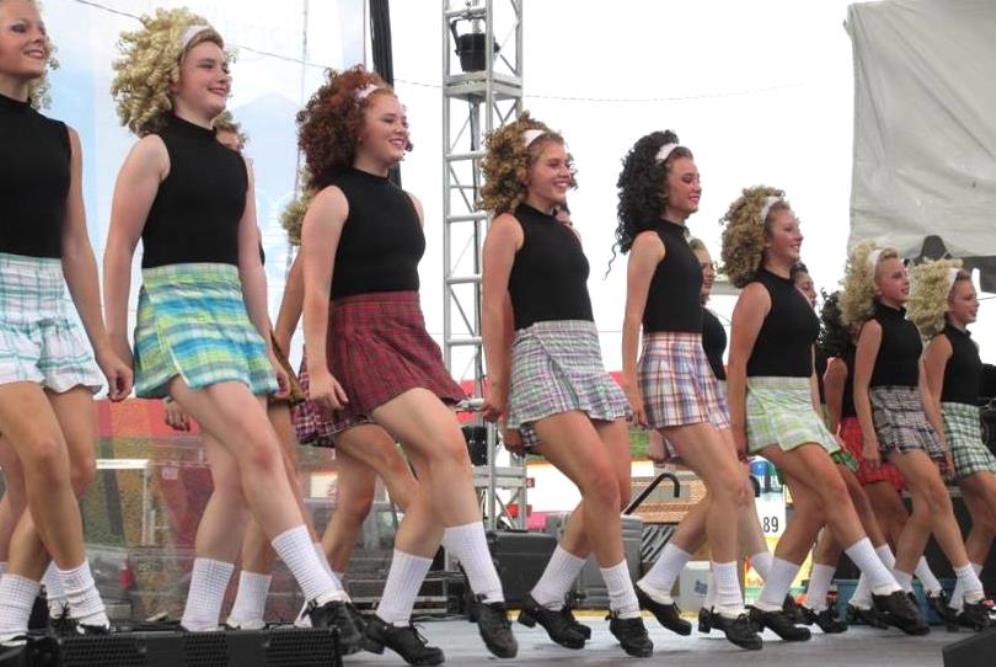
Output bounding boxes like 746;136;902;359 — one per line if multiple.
942;627;996;667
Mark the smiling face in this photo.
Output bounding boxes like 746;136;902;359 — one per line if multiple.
663;155;701;219
947;277;978;327
875;256;909;306
356;90;409;166
171;39;230;120
0;0;49;83
765;206;803;267
525;138;572;209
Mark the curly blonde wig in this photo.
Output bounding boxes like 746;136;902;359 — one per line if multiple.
838;241;900;327
279;169;315;247
719;185;789;288
688;237;706;254
908;258;967;339
479;112;575;215
111;8;229;136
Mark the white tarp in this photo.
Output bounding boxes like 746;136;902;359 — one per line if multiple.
847;0;996;287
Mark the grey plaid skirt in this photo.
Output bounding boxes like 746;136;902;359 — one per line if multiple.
506;320;629;450
639;332;730;431
942;402;996;479
870;385;945;463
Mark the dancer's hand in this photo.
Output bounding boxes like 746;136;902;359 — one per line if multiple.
501;427;525;455
622;379;647;428
862;436;881;470
942;450;955;481
481;384;506;422
647;430;668;465
309;368;349;414
163;399;192;432
97;345;133;401
269;352;290;399
732;427;749;460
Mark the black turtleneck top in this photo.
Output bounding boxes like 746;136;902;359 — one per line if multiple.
141;115;247;268
747;269;820;377
642;220;703;333
869;302;921;388
0;92;70;258
507;203;593;330
702;307;727;381
941;323;982;405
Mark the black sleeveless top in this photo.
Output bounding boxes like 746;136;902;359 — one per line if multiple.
941;324;982;405
815;347;828;404
508;204;593;330
747;269;819;378
702;307;727;381
840;347;858;419
329;168;424;299
642;220;703;333
869;302;920;388
142;115;247;268
0;93;70;258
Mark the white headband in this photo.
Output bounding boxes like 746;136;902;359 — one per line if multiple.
946;267;961;292
655;142;679;163
758;196;781;225
522;129;546;148
355;83;383;101
180;24;211;50
867;248;883;271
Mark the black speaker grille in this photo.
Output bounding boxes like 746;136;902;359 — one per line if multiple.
264;629;339;667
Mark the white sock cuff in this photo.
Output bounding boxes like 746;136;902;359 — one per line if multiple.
874;544;896;567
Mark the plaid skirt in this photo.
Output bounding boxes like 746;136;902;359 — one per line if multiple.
326;291;464;422
507;320;628;450
0;252;102;393
639;332;730;431
869;386;945;465
942;402;996;479
838;416;905;490
291;355;372;448
746;376;840;455
133;263;277;398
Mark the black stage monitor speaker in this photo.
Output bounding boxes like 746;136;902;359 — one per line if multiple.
3;627;342;667
942;627;996;667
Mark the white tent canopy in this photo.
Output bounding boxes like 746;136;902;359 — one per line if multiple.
847;0;996;288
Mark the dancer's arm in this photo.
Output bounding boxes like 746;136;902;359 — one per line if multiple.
61;127;131;399
621;232;664;427
273;252;304;355
300;186;349;412
481;213;522;422
824;357;847;433
853;321;882;469
104;136;168;372
727;283;769;458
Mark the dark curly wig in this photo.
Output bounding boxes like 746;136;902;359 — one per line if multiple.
611;130;693;265
818;290;852;359
296;65;411;190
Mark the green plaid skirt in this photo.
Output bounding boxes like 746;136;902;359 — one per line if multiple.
942;402;996;479
133;263;277;398
746;376;840;456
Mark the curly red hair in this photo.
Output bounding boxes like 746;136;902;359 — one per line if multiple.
296;65;411;189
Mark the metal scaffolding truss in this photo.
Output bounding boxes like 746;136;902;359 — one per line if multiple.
442;0;526;529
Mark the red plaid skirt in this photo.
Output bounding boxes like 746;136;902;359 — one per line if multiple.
326;291;464;421
838;416;905;491
291;357;367;448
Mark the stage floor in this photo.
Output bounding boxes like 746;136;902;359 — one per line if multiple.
348;616;965;666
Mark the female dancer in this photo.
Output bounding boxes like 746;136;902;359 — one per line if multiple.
723;189;922;639
103;8;360;648
0;0;130;643
298;65;515;664
842;243;989;631
617;131;762;650
911;259;996;627
479;115;652;657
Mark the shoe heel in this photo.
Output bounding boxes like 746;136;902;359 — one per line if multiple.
363;636;385;655
517;610;536;628
699;617;712;634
